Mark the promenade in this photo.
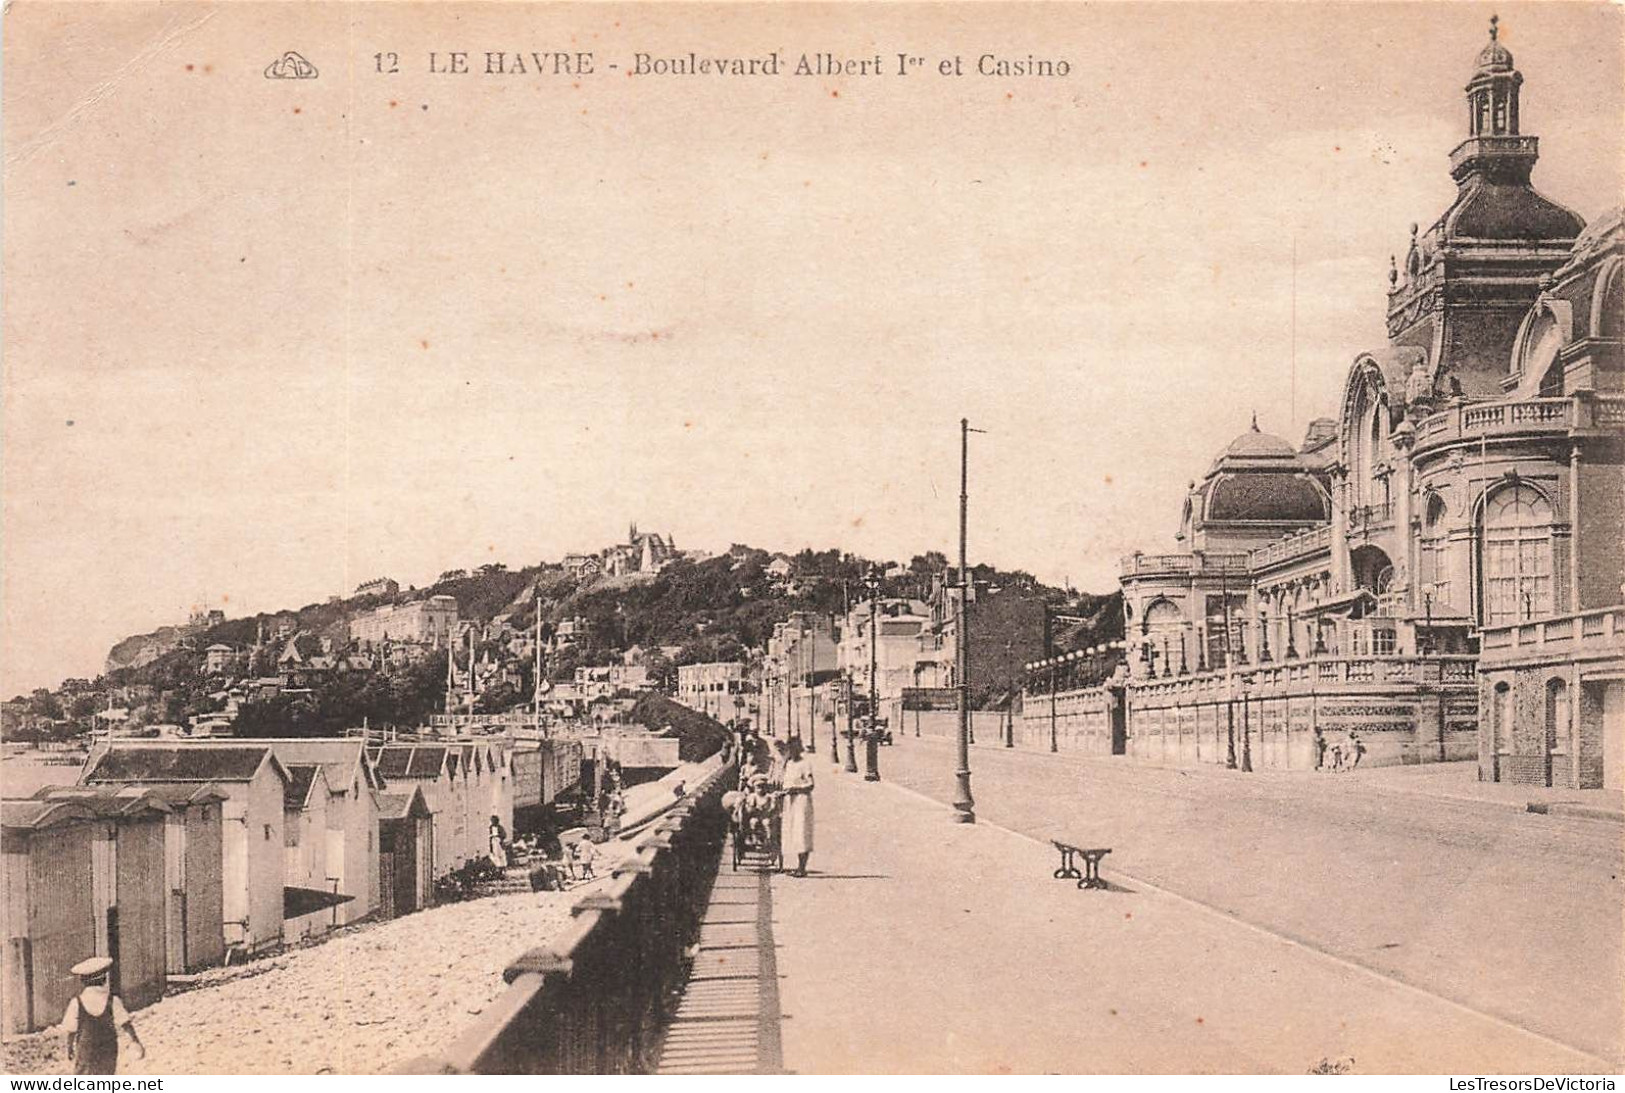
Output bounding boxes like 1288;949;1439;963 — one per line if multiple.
659;751;1617;1075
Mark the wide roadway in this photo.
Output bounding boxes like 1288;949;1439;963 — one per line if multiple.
866;734;1623;1066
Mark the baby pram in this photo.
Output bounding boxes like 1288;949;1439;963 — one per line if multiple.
724;778;782;872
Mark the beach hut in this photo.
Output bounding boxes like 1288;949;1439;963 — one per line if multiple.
36;783;226;976
282;765;348;941
376;787;433;918
181;738;382;926
83;743;291;955
1;789;171;1033
369;745;465;877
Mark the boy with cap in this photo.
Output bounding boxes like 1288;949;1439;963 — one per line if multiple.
62;956;145;1074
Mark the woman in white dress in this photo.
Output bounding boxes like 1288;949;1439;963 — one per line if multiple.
778;738;815;876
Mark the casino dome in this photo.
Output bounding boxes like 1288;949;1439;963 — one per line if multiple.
1207;416;1307;474
1205;474;1329;524
1191;417;1330;529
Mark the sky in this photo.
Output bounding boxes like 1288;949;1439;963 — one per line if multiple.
3;2;1622;696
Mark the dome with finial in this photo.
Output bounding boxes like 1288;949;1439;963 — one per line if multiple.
1475;15;1514;75
1209;414;1300;470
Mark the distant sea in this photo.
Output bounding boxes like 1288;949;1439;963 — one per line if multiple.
1;751;91;797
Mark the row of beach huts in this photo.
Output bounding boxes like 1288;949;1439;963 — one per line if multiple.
2;734;582;1036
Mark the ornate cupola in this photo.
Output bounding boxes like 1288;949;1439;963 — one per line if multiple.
1454;15;1528;182
1384;16;1584;402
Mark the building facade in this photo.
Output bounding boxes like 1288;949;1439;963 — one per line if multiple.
354;577;400;599
1025;20;1624;786
676;661;750;719
348;595;460;648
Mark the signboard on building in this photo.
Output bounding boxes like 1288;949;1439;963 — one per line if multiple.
1315;700;1418;733
902;687;961;712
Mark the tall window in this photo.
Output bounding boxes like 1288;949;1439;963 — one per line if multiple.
1545;678;1569;754
1419;493;1452;610
1144;600;1184;670
1493;682;1512;754
1481;485;1554;626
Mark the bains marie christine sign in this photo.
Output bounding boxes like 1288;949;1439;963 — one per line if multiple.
1316;701;1419;733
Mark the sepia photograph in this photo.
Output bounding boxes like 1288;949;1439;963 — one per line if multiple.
2;0;1622;1080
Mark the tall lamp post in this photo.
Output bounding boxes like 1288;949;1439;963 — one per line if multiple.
1003;638;1016;747
1421;582;1445;762
804;621;817;755
951;418;982;824
865;568;882;782
843;670;859;773
1049;656;1059;753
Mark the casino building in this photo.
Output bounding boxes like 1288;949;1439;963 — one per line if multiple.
1023;19;1624;788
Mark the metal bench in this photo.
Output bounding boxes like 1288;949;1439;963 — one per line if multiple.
1052;841;1111;890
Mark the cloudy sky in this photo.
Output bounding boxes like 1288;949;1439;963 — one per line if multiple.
4;2;1621;695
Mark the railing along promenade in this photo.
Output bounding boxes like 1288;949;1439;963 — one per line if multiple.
400;758;736;1074
1027;652;1478;703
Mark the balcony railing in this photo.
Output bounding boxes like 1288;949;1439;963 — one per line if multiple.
1249;525;1332;570
1414;395;1624;452
1348;500;1395;530
1121;551;1251;579
1478;606;1625;662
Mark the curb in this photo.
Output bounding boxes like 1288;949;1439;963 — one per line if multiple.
1529;800;1625;824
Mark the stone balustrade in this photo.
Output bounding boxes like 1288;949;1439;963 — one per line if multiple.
1412;394;1624;453
1478;605;1625;667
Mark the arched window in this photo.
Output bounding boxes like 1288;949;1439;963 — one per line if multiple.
1545;678;1569;755
1419;492;1453;611
1352;395;1386;509
1480;484;1554;626
1143;599;1184;671
1494;682;1512;755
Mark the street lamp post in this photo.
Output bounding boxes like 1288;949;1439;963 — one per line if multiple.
804;622;817;755
1004;638;1016;747
1240;672;1254;773
951;418;980;824
865;569;881;782
844;671;859;773
1049;658;1059;754
1421;582;1445;762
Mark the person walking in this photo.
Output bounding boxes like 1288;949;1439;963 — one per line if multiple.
62;957;144;1075
1349;732;1367;770
1313;726;1327;771
778;738;815;877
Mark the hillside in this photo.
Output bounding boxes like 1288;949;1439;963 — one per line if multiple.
4;545;1122;741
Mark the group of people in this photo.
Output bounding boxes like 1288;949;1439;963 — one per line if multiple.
487;814;600;890
1314;729;1368;772
728;731;816;877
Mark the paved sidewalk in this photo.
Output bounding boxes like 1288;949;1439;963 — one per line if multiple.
765;763;1612;1075
946;733;1623;823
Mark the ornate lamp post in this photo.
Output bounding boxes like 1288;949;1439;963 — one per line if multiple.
860;569;882;781
1049;656;1059;753
950;418;980;823
1240;671;1254;773
1258;610;1272;663
1421;581;1446;762
843;670;859;773
803;621;817;755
